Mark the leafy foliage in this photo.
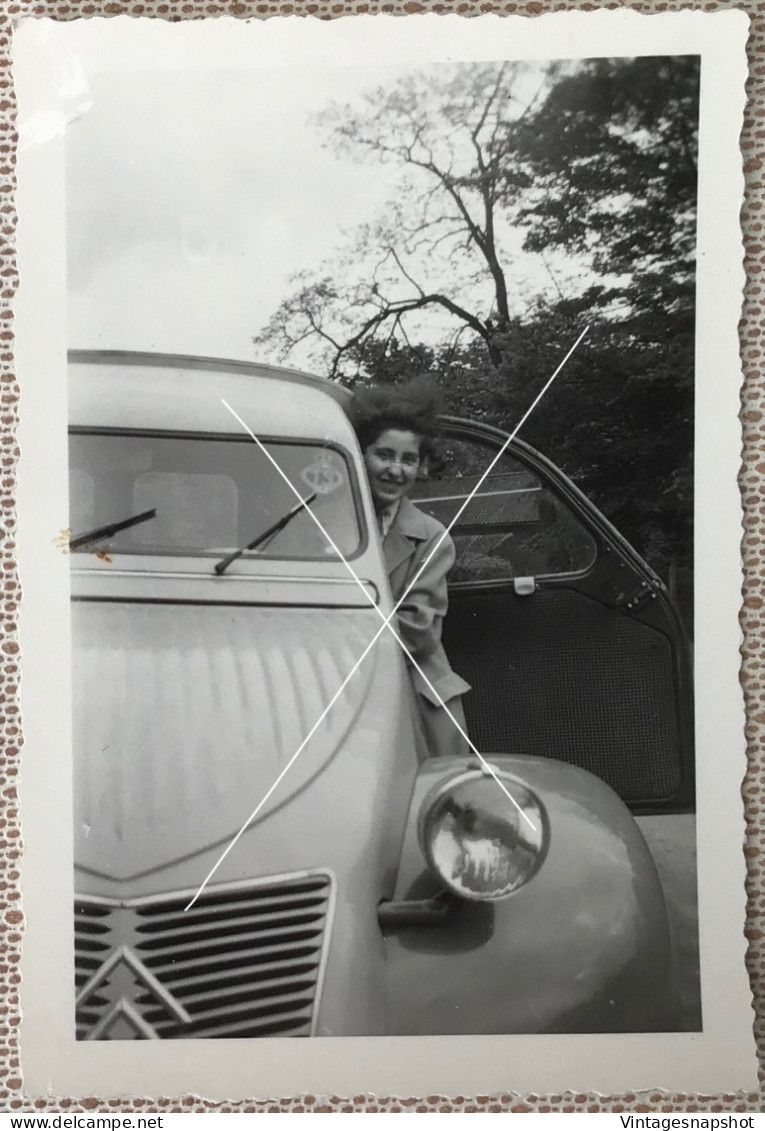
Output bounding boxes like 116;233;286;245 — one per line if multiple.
510;57;699;325
254;62;554;376
253;56;699;623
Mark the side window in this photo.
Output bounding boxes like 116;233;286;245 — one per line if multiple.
412;436;596;583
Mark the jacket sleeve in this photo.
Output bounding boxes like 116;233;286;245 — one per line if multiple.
395;529;455;663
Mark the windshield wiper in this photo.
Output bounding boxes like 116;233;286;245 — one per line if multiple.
214;493;318;576
69;508;157;551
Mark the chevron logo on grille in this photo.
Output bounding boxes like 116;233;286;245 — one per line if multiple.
76;874;332;1040
76;945;192;1041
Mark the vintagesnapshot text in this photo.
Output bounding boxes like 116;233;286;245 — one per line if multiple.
621;1120;755;1129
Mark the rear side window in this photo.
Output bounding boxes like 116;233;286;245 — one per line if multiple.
412;436;596;582
68;431;363;562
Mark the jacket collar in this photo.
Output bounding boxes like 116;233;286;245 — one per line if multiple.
381;497;429;577
392;496;430;541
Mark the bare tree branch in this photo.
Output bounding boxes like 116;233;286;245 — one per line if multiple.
255;62;553;376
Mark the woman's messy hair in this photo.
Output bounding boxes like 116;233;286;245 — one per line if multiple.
348;376;444;459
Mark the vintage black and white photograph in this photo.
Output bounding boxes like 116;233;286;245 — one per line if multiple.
15;11;755;1097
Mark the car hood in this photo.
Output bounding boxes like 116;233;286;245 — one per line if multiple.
72;601;380;880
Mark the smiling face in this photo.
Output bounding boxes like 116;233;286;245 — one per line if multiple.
363;428;423;513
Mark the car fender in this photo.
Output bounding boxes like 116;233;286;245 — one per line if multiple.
383;754;677;1034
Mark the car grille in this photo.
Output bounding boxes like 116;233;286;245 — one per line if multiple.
75;872;334;1040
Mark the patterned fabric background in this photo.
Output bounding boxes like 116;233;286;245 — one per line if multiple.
1;0;761;1113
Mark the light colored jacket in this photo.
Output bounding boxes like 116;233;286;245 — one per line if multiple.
382;497;471;708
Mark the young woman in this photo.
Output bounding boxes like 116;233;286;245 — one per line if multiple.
349;380;471;760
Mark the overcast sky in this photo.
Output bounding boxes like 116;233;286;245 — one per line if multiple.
65;58;582;367
67;66;409;359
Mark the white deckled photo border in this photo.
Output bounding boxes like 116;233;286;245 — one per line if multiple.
13;9;756;1099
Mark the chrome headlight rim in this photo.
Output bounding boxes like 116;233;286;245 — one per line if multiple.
417;765;550;903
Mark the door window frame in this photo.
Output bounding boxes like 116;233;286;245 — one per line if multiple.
434;416;695;814
433;418;663;592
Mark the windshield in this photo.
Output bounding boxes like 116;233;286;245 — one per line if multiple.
68;431;363;561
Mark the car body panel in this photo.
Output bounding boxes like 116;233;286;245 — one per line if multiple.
74;621;423;1037
67;356;351;439
73;600;384;878
67;349;686;1038
384;755;676;1033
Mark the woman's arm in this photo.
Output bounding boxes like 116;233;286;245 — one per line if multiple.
395;530;455;663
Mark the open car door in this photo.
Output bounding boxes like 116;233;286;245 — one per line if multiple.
411;419;694;813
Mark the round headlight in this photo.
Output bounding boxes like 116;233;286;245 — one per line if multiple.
418;768;549;902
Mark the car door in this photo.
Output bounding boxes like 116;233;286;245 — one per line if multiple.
410;418;694;813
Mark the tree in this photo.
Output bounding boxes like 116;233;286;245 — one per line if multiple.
503;57;698;613
254;57;698;383
509;56;699;333
254;61;560;379
253;57;700;617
